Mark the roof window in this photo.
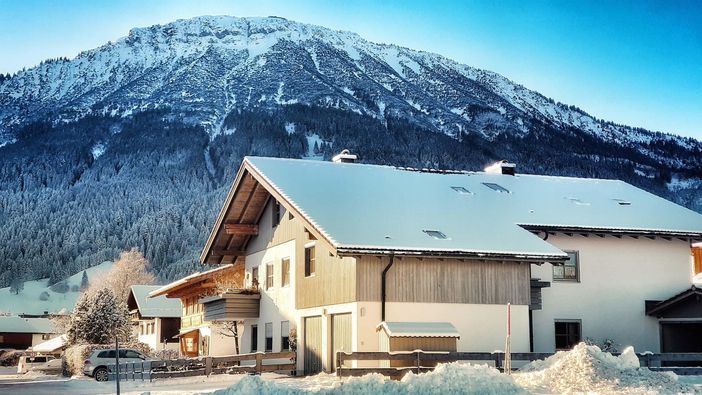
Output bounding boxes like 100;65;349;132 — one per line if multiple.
566;197;590;206
482;182;510;193
423;230;448;240
612;198;631;206
451;186;473;195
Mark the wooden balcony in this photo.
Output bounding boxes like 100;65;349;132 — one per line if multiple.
200;290;261;321
181;313;204;329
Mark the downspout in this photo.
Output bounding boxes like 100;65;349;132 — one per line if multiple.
381;253;395;322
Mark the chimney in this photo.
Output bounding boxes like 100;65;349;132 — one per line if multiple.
332;149;357;164
484;160;516;176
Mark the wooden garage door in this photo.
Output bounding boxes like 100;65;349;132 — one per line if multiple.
304;316;323;374
331;313;352;371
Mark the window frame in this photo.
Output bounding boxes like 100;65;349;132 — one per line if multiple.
304;246;316;277
272;200;281;228
554;319;582;350
265;263;274;290
281;257;290;287
281;321;290;351
482;182;511;193
264;322;273;352
252;267;259;288
552;250;580;282
251;324;258;352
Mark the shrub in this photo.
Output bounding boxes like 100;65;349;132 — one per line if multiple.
39;291;50;301
0;350;22;367
50;281;70;294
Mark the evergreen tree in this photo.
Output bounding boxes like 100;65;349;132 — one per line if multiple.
80;271;89;290
10;277;24;295
67;288;131;345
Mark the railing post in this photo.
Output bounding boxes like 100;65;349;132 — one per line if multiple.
494;352;503;372
205;357;212;376
256;352;263;375
416;351;421;374
336;352;341;376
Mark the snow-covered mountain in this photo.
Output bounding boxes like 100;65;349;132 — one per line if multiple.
0;16;700;286
1;16;699;166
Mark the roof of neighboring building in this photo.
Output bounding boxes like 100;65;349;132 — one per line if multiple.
30;334;67;353
646;286;702;317
0;316;56;334
128;285;182;318
148;264;235;298
376;322;460;338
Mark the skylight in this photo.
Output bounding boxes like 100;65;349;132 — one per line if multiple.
566;197;590;206
451;186;473;195
613;198;631;206
423;230;448;240
482;182;510;193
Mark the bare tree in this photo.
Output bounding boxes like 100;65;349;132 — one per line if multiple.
91;248;155;302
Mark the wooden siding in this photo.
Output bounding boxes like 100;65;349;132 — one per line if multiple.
246;199;356;309
202;293;261;321
693;246;702;275
356;256;530;305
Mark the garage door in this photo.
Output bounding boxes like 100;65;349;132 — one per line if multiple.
304;316;323;374
331;313;352;371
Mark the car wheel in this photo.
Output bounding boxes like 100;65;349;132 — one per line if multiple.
94;367;108;382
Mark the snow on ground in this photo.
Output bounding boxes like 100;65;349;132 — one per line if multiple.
0;261;113;315
514;343;697;394
303;133;324;160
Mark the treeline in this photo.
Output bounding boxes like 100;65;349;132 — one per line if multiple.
0;106;699;287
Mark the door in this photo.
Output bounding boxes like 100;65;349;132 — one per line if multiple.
304;316;323;375
331;313;352;371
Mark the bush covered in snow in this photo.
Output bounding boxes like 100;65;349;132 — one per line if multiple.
0;350;22;367
514;343;696;394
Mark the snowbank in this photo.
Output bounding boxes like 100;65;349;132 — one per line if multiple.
514;343;696;394
212;363;526;395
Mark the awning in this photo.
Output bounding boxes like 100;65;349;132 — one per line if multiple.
173;326;211;339
646;286;702;318
376;321;460;338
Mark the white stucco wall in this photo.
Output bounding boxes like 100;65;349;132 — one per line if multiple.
137;318;180;353
531;234;693;353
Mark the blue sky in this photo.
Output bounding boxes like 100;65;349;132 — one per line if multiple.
1;0;700;139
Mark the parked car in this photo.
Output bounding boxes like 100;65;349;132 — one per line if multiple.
83;348;149;381
17;354;59;374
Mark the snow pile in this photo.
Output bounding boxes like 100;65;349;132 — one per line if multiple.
514;343;696;394
213;362;525;394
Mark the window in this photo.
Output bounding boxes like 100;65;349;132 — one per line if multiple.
251;325;258;352
42;334;51;340
423;229;448;240
0;335;3;343
124;350;143;359
272;200;281;227
451;186;472;195
305;246;315;277
282;258;290;287
482;182;510;193
553;251;579;281
266;263;274;290
265;322;273;352
252;267;259;288
281;321;290;351
555;320;581;350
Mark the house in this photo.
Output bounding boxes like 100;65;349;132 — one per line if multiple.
126;285;181;352
0;316;59;350
187;156;702;374
148;265;250;357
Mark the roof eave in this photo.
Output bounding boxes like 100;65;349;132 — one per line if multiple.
519;224;702;238
336;246;566;263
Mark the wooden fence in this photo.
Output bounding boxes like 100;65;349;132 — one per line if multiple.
108;351;296;381
336;351;702;378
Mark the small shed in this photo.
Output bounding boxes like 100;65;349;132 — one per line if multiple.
376;322;460;367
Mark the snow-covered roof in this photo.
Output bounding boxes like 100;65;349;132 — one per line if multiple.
244;157;702;259
149;264;234;298
30;334;67;353
0;316;56;334
377;321;460;338
129;285;181;318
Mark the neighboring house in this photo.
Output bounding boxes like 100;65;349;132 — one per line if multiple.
29;334;68;355
127;285;181;352
184;155;702;374
148;266;247;358
0;316;59;350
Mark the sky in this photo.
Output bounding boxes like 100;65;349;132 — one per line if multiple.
0;0;700;139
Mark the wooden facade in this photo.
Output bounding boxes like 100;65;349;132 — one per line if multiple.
356;256;531;305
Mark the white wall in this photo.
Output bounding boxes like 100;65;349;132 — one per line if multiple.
137;318;179;353
31;333;60;347
531;234;693;353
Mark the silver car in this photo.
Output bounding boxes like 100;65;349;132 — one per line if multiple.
83;348;148;381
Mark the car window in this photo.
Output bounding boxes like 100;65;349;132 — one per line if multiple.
124;350;142;359
98;350;115;358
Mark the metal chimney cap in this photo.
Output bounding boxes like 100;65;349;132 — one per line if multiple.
332;149;358;163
